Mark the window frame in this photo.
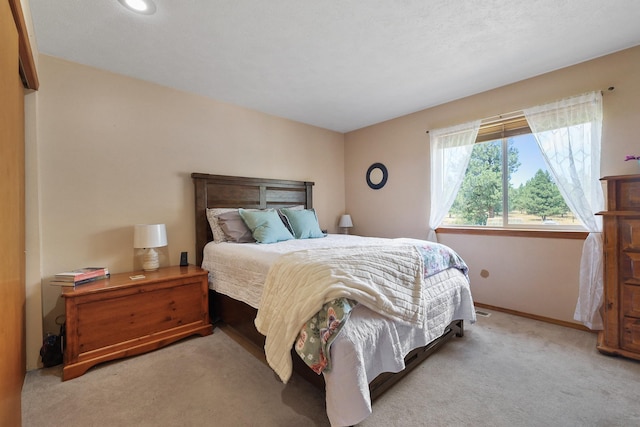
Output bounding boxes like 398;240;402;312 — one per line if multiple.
440;112;587;235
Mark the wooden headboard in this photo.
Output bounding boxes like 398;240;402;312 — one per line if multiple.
191;173;315;266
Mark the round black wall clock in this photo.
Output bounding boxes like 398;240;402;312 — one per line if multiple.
366;163;388;190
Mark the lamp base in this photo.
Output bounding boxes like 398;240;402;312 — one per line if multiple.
142;248;160;271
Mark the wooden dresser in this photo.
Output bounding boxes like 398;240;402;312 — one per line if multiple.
62;265;213;380
597;174;640;361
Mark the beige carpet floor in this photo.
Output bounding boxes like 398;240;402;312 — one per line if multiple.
22;310;640;426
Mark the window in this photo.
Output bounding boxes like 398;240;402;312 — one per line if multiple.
429;91;604;329
441;115;583;229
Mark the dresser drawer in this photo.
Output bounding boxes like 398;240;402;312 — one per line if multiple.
620;251;640;281
617;180;640;210
623;283;640;317
622;316;640;353
620;218;640;251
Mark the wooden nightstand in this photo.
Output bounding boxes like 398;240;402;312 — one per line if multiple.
61;265;213;380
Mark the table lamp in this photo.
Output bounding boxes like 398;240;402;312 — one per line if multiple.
338;214;353;234
133;224;167;271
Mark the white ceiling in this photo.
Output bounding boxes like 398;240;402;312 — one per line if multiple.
29;0;640;133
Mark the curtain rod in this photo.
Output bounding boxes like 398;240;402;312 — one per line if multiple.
425;86;615;134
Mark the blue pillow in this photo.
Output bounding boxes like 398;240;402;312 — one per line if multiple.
238;209;294;244
280;208;325;239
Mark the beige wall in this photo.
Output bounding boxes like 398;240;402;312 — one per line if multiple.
29;55;346;365
345;46;640;325
26;46;639;367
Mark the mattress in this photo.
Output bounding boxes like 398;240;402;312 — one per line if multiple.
202;234;475;426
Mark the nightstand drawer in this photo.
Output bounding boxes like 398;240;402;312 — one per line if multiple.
62;265;212;380
76;280;204;353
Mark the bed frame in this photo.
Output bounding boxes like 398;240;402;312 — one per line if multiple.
192;172;464;400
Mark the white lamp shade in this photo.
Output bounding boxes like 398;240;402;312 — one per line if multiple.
133;224;167;248
338;214;353;228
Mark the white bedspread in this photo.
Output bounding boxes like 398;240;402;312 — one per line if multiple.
202;235;475;426
202;234;398;308
255;244;425;383
325;267;473;426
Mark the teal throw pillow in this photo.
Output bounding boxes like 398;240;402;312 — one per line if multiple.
280;208;325;239
238;208;294;244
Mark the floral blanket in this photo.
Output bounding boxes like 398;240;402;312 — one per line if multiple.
294;241;468;374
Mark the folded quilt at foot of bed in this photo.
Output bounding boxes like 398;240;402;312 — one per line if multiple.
292;240;469;375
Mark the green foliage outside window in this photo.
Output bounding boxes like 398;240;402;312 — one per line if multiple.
447;136;569;227
517;169;568;221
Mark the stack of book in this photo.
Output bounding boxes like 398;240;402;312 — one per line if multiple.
50;267;110;287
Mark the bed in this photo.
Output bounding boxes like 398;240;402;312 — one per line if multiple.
192;172;475;426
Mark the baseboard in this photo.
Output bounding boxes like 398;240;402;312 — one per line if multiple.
474;302;595;333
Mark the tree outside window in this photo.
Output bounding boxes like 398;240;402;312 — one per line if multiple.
444;133;577;228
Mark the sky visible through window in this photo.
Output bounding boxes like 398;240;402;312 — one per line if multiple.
510;134;548;187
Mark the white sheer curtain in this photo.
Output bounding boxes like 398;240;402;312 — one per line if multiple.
524;91;604;329
428;120;481;242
